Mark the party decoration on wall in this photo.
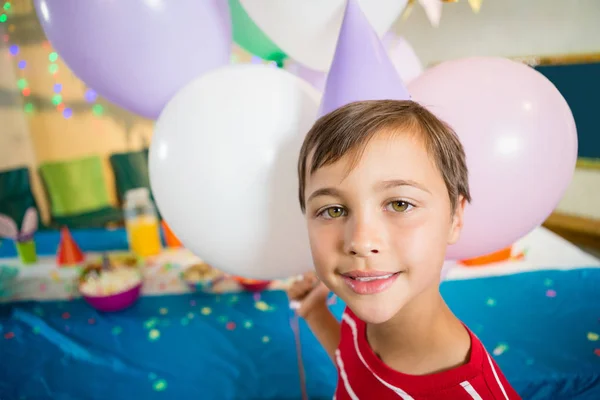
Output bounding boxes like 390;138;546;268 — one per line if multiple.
239;0;407;72
57;226;85;266
0;207;38;264
150;64;320;280
34;0;232;119
319;0;410;116
229;0;287;65
409;57;577;260
402;0;482;26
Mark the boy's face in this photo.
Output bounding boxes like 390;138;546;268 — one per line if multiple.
304;131;465;324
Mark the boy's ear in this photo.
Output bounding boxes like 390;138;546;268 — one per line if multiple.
448;196;466;245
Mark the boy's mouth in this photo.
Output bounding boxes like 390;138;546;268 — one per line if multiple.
341;271;402;294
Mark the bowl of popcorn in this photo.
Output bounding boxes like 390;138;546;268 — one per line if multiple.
181;262;224;292
78;259;143;312
232;276;271;292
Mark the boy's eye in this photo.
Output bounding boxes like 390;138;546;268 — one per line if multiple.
387;201;413;213
319;206;346;219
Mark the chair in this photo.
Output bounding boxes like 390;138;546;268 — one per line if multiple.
39;156;123;229
0;166;41;229
109;150;151;204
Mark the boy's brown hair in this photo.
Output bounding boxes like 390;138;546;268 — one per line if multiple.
298;100;471;213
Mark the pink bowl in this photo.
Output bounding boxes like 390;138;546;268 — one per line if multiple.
81;283;142;312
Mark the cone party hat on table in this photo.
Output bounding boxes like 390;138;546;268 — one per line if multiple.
318;0;411;117
56;226;85;266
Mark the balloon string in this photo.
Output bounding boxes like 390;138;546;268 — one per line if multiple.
290;311;309;400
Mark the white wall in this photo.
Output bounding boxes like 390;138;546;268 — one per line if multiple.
394;0;600;220
394;0;600;66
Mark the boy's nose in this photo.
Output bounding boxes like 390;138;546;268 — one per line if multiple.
344;217;383;257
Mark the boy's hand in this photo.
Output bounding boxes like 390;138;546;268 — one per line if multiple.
287;272;330;319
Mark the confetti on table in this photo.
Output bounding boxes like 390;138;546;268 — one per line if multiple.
88;318;96;325
229;295;239;304
148;372;157;380
39;283;47;292
144;318;158;329
546;289;557;298
217;316;228;323
190;300;196;306
262;335;270;343
243;320;253;329
62;312;71;320
594;349;600;357
255;300;274;312
253;292;261;302
587;332;599;341
180;317;189;326
486;298;496;307
493;343;509;356
112;326;122;335
525;358;535;365
201;307;212;316
153;379;167;391
50;270;60;282
187;312;195;319
33;326;40;334
149;329;160;341
159;307;168;315
543;278;553;287
4;332;15;340
226;322;236;331
33;306;43;316
215;296;221;303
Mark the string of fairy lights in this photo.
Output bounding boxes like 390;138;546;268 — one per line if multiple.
1;0;104;120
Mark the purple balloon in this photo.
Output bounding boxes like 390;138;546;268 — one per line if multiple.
319;0;410;117
409;57;577;260
34;0;231;119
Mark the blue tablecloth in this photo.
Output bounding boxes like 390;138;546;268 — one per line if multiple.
1;269;599;399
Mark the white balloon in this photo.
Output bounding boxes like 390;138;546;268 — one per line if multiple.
239;0;407;72
387;36;424;84
149;65;320;280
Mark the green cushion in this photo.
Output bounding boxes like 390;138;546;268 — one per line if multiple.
0;167;40;228
52;206;123;229
109;150;151;202
39;156;112;217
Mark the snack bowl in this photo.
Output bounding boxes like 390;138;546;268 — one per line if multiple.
78;261;143;312
181;262;224;292
233;276;271;292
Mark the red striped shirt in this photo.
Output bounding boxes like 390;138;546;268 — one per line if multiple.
334;308;521;400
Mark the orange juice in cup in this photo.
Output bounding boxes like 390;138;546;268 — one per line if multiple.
124;188;162;258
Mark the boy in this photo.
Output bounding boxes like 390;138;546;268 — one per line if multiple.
288;100;520;399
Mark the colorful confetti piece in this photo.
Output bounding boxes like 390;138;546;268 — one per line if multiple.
226;322;236;331
112;326;122;335
50;270;60;282
255;300;274;312
229;295;239;304
148;372;157;380
180;317;189;326
190;300;196;306
594;349;600;357
33;326;40;335
62;312;70;320
546;289;557;298
262;336;270;343
587;332;599;341
253;292;261;301
543;278;553;287
243;320;253;329
33;306;43;316
149;329;160;341
88;318;96;325
217;316;228;323
201;307;212;316
153;379;167;391
4;332;15;340
159;307;168;315
485;298;496;307
144;318;158;329
493;343;509;356
187;312;195;319
39;283;47;292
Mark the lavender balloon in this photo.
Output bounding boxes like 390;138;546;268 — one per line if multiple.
34;0;231;119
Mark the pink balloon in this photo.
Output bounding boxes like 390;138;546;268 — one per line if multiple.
408;57;577;260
